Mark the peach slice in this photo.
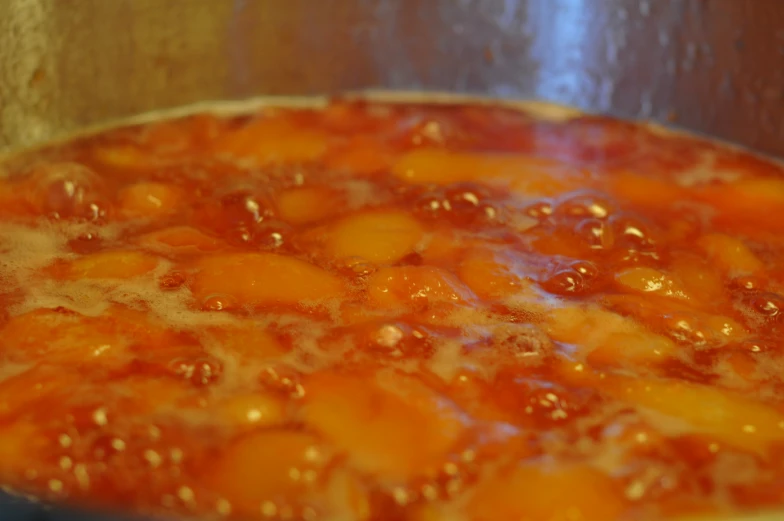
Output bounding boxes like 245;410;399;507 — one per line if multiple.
209;430;328;514
698;233;764;276
615;267;691;301
275;186;342;225
302;371;466;480
202;324;286;360
691;179;784;234
213;392;286;430
608;172;687;210
137;226;225;255
212;116;328;164
118;182;182;218
0;309;131;366
604;375;784;454
92;145;158;170
0;366;84;418
66;250;160;279
190;253;344;307
392;149;580;193
326;210;424;264
458;251;526;299
325;138;393;175
546;304;677;366
367;265;473;309
467;463;625;521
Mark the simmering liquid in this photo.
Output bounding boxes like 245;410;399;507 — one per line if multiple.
0;96;783;520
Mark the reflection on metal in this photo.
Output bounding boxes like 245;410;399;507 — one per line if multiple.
0;0;782;157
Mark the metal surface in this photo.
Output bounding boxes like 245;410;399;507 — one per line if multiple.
0;0;783;156
0;0;783;520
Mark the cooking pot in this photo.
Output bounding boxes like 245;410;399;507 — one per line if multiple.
0;1;783;520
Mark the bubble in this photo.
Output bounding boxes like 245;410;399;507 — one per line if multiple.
201;294;238;311
609;214;657;249
540;259;599;295
413;184;499;227
374;324;404;348
490;323;552;358
524;200;553;219
732;276;763;291
219;191;270;227
169;356;222;386
259;365;305;399
574;218;613;250
160;271;186;290
25;162;108;221
556;191;614;219
748;293;784;318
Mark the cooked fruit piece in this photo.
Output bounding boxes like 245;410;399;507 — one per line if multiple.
546;304;677;366
213;392;286;430
208;430;329;514
190;253;344;307
467;463;625;521
212;116;328;164
393;149;582;194
276;186;342;225
326;210;424;264
0;309;131;365
118;182;182;218
604;375;784;454
137;226;224;254
66;251;160;279
302;371;466;480
367;265;473;309
458;250;526;299
698;233;764;276
201;324;286;360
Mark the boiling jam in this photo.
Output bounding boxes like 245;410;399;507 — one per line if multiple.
0;97;783;521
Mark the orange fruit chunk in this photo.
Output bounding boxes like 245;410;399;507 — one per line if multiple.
190;253;344;307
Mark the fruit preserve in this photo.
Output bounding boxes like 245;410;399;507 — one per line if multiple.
0;96;783;521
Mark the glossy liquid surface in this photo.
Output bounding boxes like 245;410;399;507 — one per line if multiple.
1;99;784;520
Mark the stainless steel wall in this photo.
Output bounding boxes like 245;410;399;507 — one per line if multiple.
0;0;782;155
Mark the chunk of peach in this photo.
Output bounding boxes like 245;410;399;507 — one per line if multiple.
209;430;328;514
214;392;286;430
695;179;784;232
367;266;473;309
302;371;466;480
605;376;784;454
212;116;328;164
615;267;691;301
325;138;393;175
420;229;459;264
698;233;764;276
392;149;580;193
0;309;131;366
0;366;83;418
137;226;225;255
458;251;525;299
602;294;748;347
190;253;344;307
0;422;49;480
92;145;158;170
202;324;286;360
467;463;625;521
122;376;199;414
118;182;182;218
608;172;686;210
275;186;342;225
546;304;677;366
669;256;725;306
326;210;424;264
66;250;159;279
